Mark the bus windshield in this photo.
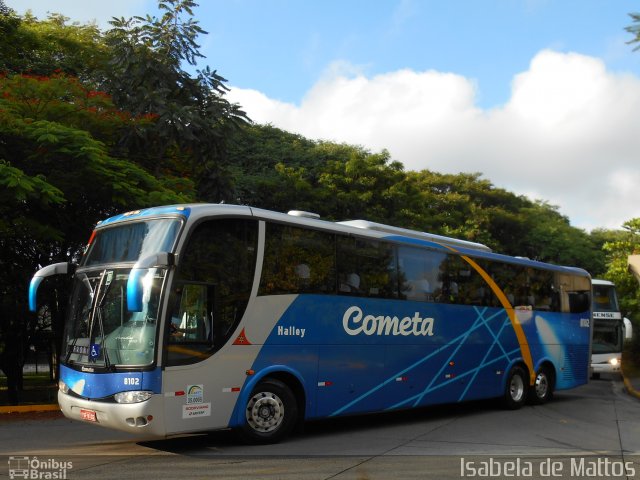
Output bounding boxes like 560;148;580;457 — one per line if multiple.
592;320;623;354
63;268;165;368
591;282;623;355
63;218;182;369
592;283;619;312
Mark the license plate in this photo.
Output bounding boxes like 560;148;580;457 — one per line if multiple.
80;409;97;422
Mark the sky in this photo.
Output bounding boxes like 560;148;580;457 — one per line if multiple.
11;0;640;231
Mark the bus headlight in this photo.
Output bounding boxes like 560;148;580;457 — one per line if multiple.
114;391;153;404
58;380;69;394
609;358;620;367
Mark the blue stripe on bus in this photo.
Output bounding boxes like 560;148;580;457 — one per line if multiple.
98;206;191;227
59;364;162;399
384;234;589;275
240;295;590;420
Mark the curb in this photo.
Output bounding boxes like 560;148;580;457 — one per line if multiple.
0;404;59;414
622;374;640;400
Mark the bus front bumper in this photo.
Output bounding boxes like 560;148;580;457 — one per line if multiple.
58;390;166;437
591;360;621;374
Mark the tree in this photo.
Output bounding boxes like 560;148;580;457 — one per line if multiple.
0;72;190;400
626;12;640;50
0;1;251;401
104;0;248;200
602;219;640;317
225;123;603;272
602;218;640;364
0;5;107;80
1;1;249;202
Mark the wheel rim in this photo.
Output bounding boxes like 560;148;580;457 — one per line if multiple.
535;371;548;399
246;391;284;433
510;374;525;402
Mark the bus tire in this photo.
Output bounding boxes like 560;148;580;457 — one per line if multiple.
503;365;528;409
237;378;297;444
529;366;554;405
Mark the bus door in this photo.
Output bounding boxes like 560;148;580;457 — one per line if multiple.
162;282;218;432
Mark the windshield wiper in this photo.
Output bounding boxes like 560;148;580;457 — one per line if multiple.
95;307;114;370
64;274;94;364
85;270;113;369
65;304;89;364
94;271;117;370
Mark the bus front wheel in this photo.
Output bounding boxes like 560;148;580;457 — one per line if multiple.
503;365;528;409
237;378;298;444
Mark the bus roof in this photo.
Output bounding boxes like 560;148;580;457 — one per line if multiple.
96;203;590;278
337;219;492;252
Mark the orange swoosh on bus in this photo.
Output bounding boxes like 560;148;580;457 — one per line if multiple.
442;245;536;386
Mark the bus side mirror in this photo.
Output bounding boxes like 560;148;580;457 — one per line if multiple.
28;262;76;312
126;252;174;312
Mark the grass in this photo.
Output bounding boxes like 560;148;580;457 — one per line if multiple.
622;359;640;378
0;373;58;406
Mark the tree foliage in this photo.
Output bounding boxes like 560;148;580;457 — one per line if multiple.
225;124;602;272
0;5;106;80
626;12;640;51
104;0;248;198
0;71;192;396
602;219;640;318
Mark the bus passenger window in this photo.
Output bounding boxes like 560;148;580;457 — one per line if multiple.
398;246;444;302
259;224;335;295
568;292;590;313
337;237;398;299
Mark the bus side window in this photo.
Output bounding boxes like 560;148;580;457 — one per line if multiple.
167;218;258;366
568;292;590;313
337;236;398;299
169;283;212;343
259;223;336;295
397;246;444;302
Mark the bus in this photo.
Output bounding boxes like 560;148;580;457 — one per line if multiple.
29;204;592;443
590;279;624;379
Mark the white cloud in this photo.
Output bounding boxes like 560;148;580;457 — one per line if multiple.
227;50;640;231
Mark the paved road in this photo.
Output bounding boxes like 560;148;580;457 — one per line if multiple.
1;374;639;479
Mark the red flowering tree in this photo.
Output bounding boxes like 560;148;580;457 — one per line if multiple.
0;72;194;400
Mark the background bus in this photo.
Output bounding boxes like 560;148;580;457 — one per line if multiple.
29;204;592;443
590;279;624;379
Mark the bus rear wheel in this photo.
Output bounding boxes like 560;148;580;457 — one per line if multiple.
503;365;528;409
529;366;554;405
237;378;297;444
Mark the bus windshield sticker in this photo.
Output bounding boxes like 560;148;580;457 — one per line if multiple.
89;344;101;361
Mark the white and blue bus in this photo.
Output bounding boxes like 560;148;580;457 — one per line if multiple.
29;204;592;443
590;279;624;378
